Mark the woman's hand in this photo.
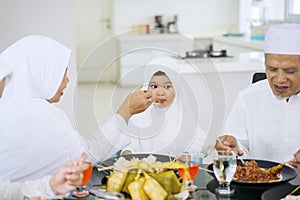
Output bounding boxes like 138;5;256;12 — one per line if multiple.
49;153;89;195
215;135;244;156
117;90;152;121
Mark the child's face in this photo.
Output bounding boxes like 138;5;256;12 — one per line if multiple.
148;74;175;108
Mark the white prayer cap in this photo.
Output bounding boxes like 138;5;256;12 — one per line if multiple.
264;23;300;55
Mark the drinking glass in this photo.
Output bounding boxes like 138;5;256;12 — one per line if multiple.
213;150;237;196
71;162;93;198
177;152;200;191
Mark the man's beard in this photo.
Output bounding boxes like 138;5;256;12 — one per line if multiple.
275;94;287;101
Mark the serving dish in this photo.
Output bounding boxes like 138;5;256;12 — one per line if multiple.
92;154;187;200
207;159;297;187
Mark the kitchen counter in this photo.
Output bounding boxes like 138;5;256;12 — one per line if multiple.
213;35;265;51
179;51;265;74
118;33;190;41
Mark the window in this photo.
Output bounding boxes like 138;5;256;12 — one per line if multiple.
285;0;300;22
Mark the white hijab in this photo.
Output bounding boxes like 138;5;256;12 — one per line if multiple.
125;57;206;156
0;35;84;182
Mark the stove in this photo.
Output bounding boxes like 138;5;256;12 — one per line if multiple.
180;49;232;59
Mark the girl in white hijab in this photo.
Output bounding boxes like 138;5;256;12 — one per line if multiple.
122;57;206;156
0;35;130;183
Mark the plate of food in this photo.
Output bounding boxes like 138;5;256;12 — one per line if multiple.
261;183;300;200
93;154;190;200
207;159;297;187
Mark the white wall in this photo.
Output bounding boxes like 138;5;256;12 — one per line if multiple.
113;0;239;34
0;0;79;127
267;0;285;21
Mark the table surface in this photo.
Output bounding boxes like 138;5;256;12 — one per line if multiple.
63;164;299;200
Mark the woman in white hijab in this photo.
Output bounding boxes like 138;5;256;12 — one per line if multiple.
0;64;90;199
0;35;130;183
121;57;207;156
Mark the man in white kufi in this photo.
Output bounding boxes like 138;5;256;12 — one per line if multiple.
215;23;300;163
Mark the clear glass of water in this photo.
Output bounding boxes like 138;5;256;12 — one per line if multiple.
213;150;237;196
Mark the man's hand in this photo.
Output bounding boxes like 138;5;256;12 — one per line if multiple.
117;90;152;121
289;149;300;178
215;135;244;156
121;150;132;155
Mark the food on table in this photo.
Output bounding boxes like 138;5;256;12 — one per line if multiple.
234;160;282;182
152;170;181;195
107;170;128;192
264;162;285;175
128;176;149;200
121;171;136;194
98;155;188;199
143;172;168;200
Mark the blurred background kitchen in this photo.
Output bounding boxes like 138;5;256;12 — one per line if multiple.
0;0;299;139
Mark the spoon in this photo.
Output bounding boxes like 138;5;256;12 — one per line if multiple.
238;156;245;166
152;99;162;105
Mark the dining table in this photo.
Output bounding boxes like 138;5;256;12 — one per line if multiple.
63;161;300;200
